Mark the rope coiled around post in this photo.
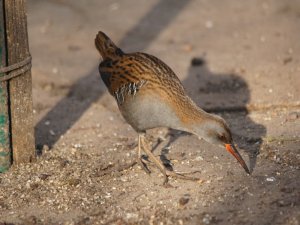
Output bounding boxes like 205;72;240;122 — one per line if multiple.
0;56;32;82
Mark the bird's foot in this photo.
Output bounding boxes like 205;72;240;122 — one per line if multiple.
138;134;200;185
137;157;151;174
165;170;200;182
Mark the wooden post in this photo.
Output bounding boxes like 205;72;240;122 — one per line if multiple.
0;0;35;167
0;0;11;172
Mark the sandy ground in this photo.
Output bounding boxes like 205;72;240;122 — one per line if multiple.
0;0;300;224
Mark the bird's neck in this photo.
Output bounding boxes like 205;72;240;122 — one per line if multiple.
172;96;214;135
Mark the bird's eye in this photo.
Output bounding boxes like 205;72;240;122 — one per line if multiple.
218;134;226;142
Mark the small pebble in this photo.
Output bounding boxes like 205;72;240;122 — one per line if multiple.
39;173;51;180
179;194;190;206
283;57;293;65
191;57;205;66
126;213;138;219
266;177;276;182
195;156;204;161
42;145;50;152
181;44;193;52
202;213;213;224
52;67;58;74
73;143;82;149
205;20;214;28
286;112;299;122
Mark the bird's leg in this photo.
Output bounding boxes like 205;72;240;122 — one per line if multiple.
137;134;151;174
140;134;169;184
140;135;200;184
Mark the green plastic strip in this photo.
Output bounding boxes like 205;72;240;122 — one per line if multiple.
0;1;12;172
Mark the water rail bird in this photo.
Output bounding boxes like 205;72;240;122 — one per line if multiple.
95;31;250;184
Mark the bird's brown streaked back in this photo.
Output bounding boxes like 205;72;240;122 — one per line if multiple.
95;31;189;103
102;54;186;94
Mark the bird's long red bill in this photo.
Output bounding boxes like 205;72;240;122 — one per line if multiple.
225;144;250;174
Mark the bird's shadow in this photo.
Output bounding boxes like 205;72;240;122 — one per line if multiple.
156;58;266;173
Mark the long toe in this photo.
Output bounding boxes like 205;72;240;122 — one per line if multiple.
166;170;200;181
137;158;151;174
169;169;202;175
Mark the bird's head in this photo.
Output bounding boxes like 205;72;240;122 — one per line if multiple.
192;114;250;174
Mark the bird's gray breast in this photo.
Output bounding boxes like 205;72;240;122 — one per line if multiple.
119;91;182;132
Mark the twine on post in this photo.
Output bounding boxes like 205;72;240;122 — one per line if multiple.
0;56;32;82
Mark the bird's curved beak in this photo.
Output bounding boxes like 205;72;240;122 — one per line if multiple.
225;144;250;174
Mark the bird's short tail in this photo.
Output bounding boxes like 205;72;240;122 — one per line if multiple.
95;31;123;60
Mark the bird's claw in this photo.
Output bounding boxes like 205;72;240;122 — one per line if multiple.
137;158;151;174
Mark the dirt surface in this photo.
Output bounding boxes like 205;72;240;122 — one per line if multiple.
1;0;300;224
